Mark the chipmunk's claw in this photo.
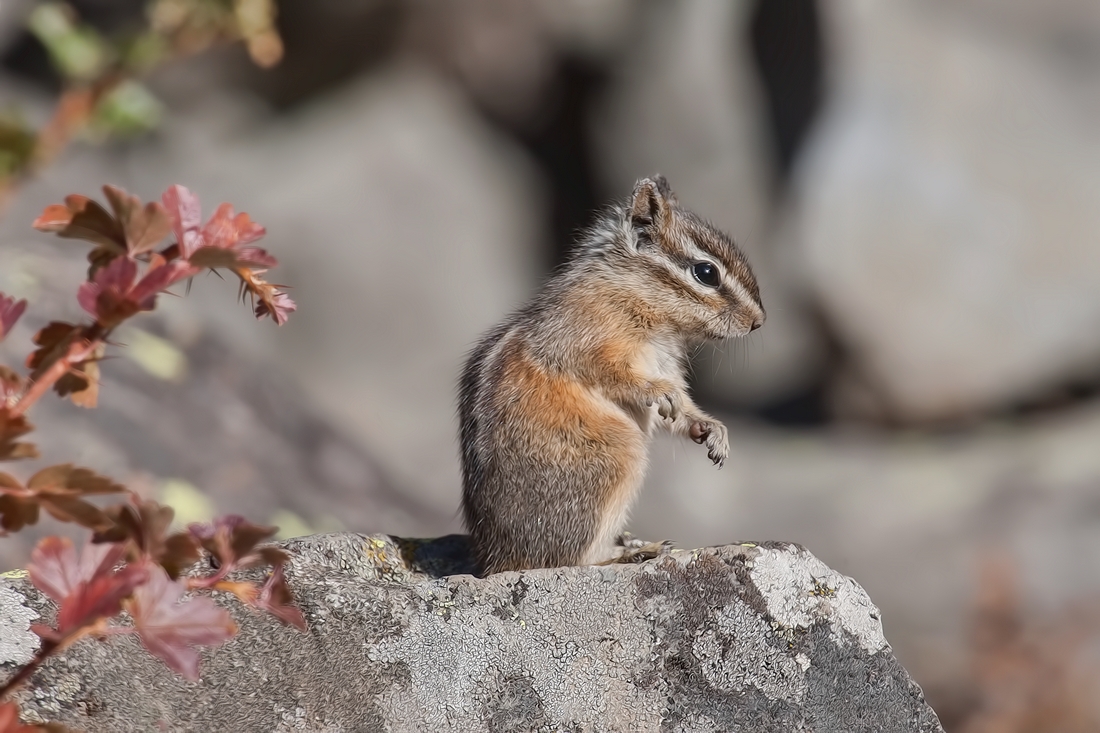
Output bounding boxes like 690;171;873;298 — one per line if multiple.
617;540;674;564
691;419;729;467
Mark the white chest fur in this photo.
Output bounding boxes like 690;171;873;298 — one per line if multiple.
639;334;686;384
632;335;687;434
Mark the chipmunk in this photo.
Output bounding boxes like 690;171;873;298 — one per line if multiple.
459;175;763;576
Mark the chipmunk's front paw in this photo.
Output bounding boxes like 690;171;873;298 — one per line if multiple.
646;387;683;421
690;419;729;468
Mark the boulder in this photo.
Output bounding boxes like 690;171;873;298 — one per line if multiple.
1;533;943;732
792;0;1100;420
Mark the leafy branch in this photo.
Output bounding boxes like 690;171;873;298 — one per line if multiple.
0;183;302;730
1;0;282;207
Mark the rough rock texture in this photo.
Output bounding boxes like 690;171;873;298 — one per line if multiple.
1;533;942;732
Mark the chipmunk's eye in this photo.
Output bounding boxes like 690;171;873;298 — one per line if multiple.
692;262;720;287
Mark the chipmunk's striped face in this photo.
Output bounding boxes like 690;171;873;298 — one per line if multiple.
625;176;764;341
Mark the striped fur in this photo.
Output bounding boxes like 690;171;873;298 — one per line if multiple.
460;176;763;575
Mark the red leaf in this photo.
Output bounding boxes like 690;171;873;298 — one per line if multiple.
28;537;146;637
26;322;81;382
0;495;37;534
254;290;296;326
56;354;100;409
127;259;197;305
28;464;127;495
199;203;238;249
188;246;278;271
32;195;125;251
102;185;171;255
93;497;201;579
187;202;272;268
57;567;146;638
0;472;36;533
28;537;121;604
195;203;266;252
31;204;73;231
77;256;199;330
0;411;38;462
23;321;102;408
166;191;272;272
159;185;288;323
188;515;278;573
232;212;265;245
76;257;142;327
37;495;113;532
255;563;306;630
0;471;25;490
162;185;203;259
0;294;27;340
85;247;117;279
0;464;127;532
158;532;202;579
127;566;236;680
0;701;46;733
51;369;88;399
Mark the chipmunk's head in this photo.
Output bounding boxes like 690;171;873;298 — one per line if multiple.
593;175;764;341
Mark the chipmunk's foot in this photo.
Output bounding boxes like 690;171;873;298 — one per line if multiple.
613;532;674;563
689;419;729;468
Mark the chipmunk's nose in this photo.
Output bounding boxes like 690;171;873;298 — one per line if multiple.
750;318;763;332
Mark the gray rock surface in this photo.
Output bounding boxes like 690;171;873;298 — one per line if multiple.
793;0;1100;420
638;399;1100;693
0;533;942;733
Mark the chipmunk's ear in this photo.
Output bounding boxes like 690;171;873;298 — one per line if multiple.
629;175;677;230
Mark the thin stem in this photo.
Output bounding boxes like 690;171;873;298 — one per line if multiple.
8;326;105;419
7;356;69;419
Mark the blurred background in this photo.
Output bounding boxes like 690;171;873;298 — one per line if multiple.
2;0;1100;729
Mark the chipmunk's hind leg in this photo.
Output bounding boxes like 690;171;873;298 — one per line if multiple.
470;462;605;576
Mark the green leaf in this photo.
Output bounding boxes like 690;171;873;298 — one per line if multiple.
27;3;113;83
92;81;164;137
0;111;36;178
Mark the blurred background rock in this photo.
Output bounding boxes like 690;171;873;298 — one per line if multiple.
2;0;1100;728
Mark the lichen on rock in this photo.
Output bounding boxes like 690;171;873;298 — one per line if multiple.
0;533;943;732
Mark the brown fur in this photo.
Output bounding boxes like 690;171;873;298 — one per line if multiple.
460;176;764;575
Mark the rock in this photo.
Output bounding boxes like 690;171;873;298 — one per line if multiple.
792;0;1100;420
0;533;943;732
633;397;1100;703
